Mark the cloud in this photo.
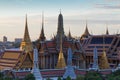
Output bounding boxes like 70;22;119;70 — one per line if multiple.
95;4;120;9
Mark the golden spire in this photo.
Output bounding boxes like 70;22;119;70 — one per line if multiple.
68;28;72;39
56;29;66;69
39;12;46;41
18;15;33;69
84;20;90;36
106;26;109;35
81;20;90;39
99;35;110;69
20;15;33;53
23;14;31;42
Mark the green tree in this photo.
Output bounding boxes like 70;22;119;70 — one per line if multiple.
106;70;120;80
4;77;12;80
114;76;120;80
113;69;120;76
76;75;84;80
57;77;62;80
66;76;71;80
85;71;103;80
106;74;114;80
14;78;19;80
24;73;35;80
0;72;4;80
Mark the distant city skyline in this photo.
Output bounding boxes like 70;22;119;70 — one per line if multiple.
0;0;120;41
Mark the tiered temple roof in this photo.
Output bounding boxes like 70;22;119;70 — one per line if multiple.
0;50;22;70
17;15;33;69
37;12;85;69
0;15;33;70
81;33;120;68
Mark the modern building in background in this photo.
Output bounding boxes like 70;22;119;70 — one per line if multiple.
15;38;22;44
3;36;7;43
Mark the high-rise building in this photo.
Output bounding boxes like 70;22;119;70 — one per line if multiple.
3;36;7;43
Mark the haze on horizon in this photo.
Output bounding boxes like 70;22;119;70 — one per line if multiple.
0;0;120;41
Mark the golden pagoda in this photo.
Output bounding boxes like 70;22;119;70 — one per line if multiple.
20;15;33;59
0;15;33;70
99;51;110;69
20;15;33;52
99;35;110;69
56;28;66;69
18;15;33;69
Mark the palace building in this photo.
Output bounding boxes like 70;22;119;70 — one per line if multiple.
81;24;120;69
0;12;86;70
0;12;120;80
35;12;86;69
0;12;120;72
0;15;33;70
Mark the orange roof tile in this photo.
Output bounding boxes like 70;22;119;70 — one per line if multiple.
3;52;20;59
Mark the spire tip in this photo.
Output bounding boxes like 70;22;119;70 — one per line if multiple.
60;9;61;14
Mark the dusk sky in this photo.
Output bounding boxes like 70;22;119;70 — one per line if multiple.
0;0;120;41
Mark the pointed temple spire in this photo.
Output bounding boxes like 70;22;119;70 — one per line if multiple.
68;28;72;39
84;21;90;36
106;27;109;35
19;15;33;69
39;12;46;41
60;9;61;14
23;14;31;42
56;27;66;68
20;15;33;53
99;35;110;69
56;12;65;49
56;11;65;38
99;51;110;69
81;21;90;39
60;34;63;53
